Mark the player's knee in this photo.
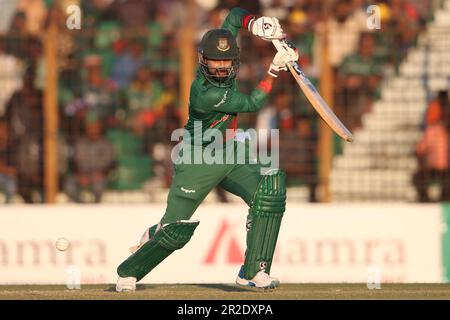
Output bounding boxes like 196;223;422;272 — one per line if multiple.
117;220;199;280
156;221;200;251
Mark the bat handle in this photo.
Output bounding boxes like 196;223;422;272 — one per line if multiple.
271;39;284;52
272;39;299;70
272;38;298;51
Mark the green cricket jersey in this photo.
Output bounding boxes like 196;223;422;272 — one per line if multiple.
184;8;271;147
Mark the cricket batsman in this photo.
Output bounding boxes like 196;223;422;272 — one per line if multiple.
116;7;298;291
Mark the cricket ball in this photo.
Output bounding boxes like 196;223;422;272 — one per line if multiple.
55;237;70;251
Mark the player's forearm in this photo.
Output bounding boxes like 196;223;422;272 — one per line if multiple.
241;77;274;113
221;7;255;38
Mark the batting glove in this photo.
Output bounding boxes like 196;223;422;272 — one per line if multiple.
268;44;299;77
248;16;285;41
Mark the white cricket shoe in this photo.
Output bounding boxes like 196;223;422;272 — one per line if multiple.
116;276;137;292
235;266;280;289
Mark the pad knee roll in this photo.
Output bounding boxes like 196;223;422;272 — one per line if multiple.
251;170;286;216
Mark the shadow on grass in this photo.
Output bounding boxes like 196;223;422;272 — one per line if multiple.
136;284;157;291
104;283;256;293
104;284;157;292
195;284;255;292
104;286;117;292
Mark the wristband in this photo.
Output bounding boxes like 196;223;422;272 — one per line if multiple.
258;79;273;93
244;15;256;32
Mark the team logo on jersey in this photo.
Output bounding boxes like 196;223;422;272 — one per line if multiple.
209;114;230;128
213;90;228;108
217;38;230;52
181;187;196;194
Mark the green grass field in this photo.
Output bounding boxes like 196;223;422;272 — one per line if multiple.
2;284;450;300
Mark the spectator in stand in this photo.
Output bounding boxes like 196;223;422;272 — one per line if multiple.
16;0;47;35
111;40;145;89
0;35;25;117
364;1;394;67
296;0;322;26
286;8;317;78
337;32;384;131
215;0;261;13
63;54;118;144
6;11;29;60
107;0;155;30
274;90;294;132
0;121;17;204
390;0;420;25
261;0;290;22
23;37;43;80
406;0;433;27
81;54;118;124
197;7;224;42
6;71;44;203
124;65;164;144
142;71;181;195
413;90;450;202
64;120;116;203
279;115;318;202
81;0;114;29
313;0;366;72
425;90;449;127
144;70;179;147
8;11;27;36
386;0;420;66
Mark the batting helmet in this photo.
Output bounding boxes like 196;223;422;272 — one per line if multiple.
198;29;240;87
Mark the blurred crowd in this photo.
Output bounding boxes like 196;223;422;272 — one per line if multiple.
414;88;450;203
0;0;434;203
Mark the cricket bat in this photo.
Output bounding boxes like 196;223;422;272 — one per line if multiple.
272;39;354;142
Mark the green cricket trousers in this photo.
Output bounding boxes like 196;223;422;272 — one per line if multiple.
160;139;264;224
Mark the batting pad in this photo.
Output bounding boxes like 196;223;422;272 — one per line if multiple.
243;170;286;280
117;220;200;281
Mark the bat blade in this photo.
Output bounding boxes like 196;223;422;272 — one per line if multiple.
287;61;354;142
272;40;354;142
